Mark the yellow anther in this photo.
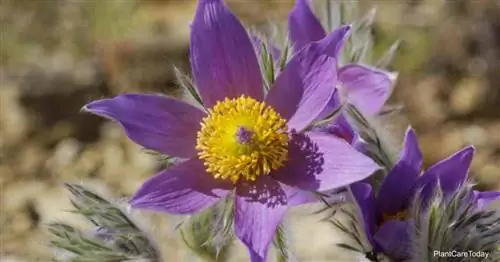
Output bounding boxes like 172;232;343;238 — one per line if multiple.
196;96;289;183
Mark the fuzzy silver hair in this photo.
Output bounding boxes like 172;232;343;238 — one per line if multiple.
48;183;163;262
409;182;500;262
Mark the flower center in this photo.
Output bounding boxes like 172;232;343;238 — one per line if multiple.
196;96;289;184
236;126;254;144
381;210;409;225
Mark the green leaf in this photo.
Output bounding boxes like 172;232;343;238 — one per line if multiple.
279;44;289;73
273;224;293;262
179;198;235;262
336;243;362;253
48;184;162;262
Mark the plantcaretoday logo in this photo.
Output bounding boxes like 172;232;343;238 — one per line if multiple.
433;250;489;259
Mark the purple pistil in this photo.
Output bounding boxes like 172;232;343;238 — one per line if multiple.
236;126;254;144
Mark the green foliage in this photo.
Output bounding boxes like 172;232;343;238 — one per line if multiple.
48;184;162;262
179;198;235;262
410;183;500;262
273;224;294;262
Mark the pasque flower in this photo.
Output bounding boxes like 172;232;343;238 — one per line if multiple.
252;0;395;118
350;127;500;261
288;0;394;117
82;0;379;261
410;181;500;262
285;0;395;162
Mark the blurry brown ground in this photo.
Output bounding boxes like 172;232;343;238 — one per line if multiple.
1;0;500;261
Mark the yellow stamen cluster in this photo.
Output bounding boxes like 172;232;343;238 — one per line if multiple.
196;96;289;184
381;210;409;225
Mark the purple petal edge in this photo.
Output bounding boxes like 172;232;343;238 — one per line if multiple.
83;94;205;158
129;158;232;214
288;0;326;51
377;127;422;214
234;176;288;262
190;0;263;107
273;132;380;192
338;64;394;115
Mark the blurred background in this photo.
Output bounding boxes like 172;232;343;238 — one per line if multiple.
1;0;499;261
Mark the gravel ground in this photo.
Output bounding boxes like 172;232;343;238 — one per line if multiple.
1;0;499;261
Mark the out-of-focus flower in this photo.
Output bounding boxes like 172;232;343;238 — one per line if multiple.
83;0;380;261
288;0;395;117
348;127;499;261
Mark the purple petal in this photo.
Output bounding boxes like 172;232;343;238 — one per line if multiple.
322;113;355;143
83;94;204;158
266;32;344;131
475;191;500;209
315;88;341;121
425;146;475;196
377;128;422;214
374;220;412;261
322;25;352;58
350;183;377;246
413;146;475;207
272;132;379;192
234;176;288;262
279;182;330;206
413;173;439;208
129;158;233;214
338;64;394;115
315;112;368;155
288;0;326;51
190;0;263;107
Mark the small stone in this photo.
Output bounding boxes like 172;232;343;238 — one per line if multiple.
47;138;81;174
442;126;468;153
1;181;45;212
0;86;30;148
0;165;14;187
71;145;104;179
409;76;449;127
486;122;500;147
101;143;125;176
100;122;124;141
129;147;157;171
120;176;146;196
288;203;363;261
35;186;87;227
449;77;488;115
463;124;488;147
0;256;26;262
15;144;46;177
10;212;32;234
470;147;494;171
477;164;500;189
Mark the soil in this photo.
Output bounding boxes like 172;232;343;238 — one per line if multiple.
1;0;499;261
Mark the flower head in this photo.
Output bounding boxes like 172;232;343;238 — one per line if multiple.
350;127;500;261
286;0;396;117
82;0;380;261
196;96;289;183
410;182;500;262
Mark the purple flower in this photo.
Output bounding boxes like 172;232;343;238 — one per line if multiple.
474;190;500;210
314;100;366;153
288;0;394;116
82;0;380;261
350;127;500;261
